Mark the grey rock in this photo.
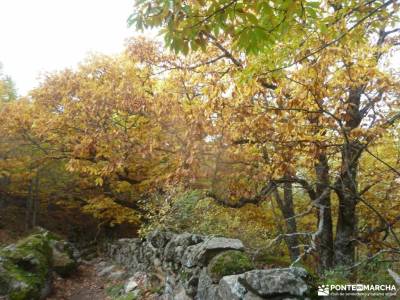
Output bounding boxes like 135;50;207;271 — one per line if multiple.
72;248;81;260
154;257;162;267
108;271;126;280
172;283;191;300
0;231;75;299
243;291;264;300
196;268;220;300
182;237;244;268
128;271;150;289
125;277;138;293
109;238;142;271
50;240;78;277
95;261;107;271
239;268;308;298
147;229;173;249
9;280;30;293
181;267;201;297
218;275;247;300
164;273;177;299
52;248;77;277
98;265;116;277
85;252;97;261
164;233;204;265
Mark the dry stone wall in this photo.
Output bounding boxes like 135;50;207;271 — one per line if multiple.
107;230;313;299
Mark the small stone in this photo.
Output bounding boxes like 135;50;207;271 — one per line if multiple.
153;257;162;267
124;277;138;293
108;271;125;280
85;252;97;261
98;265;115;277
95;261;107;271
72;248;81;260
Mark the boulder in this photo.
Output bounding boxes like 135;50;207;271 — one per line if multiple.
238;268;309;298
0;230;75;300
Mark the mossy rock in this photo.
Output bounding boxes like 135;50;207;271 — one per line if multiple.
0;230;77;300
49;239;77;277
0;233;53;300
52;250;77;277
207;250;254;282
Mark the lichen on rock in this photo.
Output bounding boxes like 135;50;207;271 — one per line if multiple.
0;229;77;300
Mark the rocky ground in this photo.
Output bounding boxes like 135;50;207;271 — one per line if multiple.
47;257;161;300
48;262;111;300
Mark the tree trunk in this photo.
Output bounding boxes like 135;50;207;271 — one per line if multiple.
334;141;361;266
315;150;334;271
25;179;33;230
334;87;363;267
31;174;39;228
274;182;301;262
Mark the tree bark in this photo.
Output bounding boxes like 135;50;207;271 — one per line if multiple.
334;140;361;266
274;182;301;262
25;179;33;230
31;174;39;228
334;87;363;266
315;150;334;271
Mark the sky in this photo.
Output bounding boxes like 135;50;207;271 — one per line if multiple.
0;0;143;96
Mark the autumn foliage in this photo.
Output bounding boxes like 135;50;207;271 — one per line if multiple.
1;0;400;278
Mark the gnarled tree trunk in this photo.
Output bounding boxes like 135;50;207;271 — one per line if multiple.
334;87;363;267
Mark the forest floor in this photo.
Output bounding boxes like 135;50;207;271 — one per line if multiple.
48;262;111;300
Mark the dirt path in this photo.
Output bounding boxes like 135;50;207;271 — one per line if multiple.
47;263;111;300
